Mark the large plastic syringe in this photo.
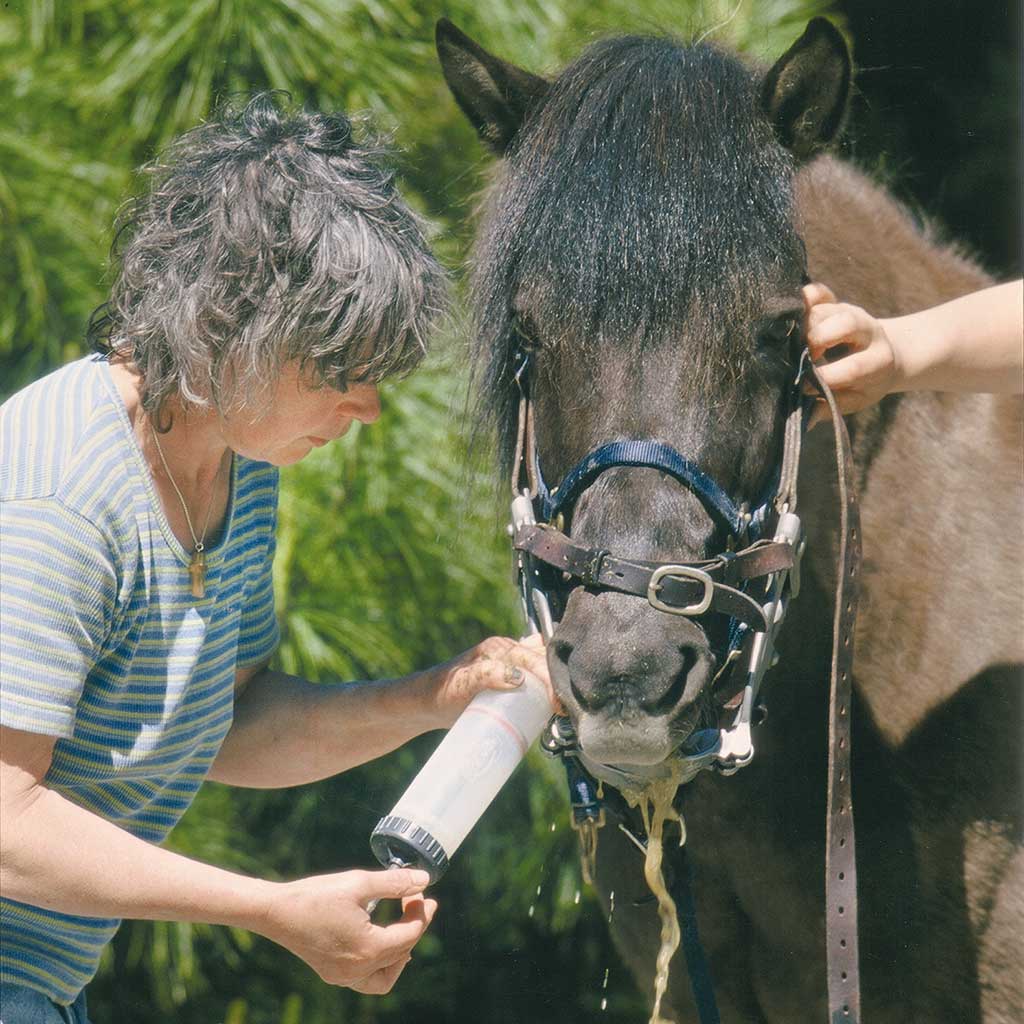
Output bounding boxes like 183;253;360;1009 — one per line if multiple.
370;669;553;883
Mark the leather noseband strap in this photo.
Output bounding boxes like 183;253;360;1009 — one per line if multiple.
514;526;795;632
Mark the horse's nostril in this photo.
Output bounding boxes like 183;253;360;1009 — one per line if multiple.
680;645;697;678
570;675;596;711
645;645;698;715
551;639;574;664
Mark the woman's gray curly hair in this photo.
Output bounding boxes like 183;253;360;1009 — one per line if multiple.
89;92;447;423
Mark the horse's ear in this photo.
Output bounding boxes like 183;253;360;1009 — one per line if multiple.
760;18;852;160
436;19;549;155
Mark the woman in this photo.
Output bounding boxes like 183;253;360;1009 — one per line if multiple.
0;94;549;1022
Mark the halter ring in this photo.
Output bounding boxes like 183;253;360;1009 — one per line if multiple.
647;565;714;616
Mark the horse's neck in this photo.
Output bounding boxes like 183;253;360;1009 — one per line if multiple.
794;156;1023;748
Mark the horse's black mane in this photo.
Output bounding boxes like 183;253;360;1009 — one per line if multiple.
471;34;805;479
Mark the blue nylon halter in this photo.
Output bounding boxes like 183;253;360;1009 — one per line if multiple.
536;439;773;540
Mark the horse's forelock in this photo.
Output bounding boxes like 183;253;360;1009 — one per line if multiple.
470;34;806;481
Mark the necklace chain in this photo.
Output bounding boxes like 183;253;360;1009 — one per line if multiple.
151;428;220;550
150;425;227;597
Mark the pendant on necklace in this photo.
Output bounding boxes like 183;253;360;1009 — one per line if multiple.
189;547;207;599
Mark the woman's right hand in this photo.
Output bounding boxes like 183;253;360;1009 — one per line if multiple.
256;868;436;994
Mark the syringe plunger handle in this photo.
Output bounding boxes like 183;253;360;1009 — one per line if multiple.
369;815;449;884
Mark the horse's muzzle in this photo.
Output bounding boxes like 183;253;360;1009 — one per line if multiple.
548;590;715;765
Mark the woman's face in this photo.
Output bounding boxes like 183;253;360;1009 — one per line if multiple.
219;361;382;465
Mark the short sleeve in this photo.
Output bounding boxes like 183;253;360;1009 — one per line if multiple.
0;498;118;738
235;510;279;671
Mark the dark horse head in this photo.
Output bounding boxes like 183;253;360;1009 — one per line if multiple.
439;20;852;769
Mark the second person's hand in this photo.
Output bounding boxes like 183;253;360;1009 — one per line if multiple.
802;282;904;424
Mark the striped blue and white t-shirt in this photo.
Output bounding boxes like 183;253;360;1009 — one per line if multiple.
0;355;280;1004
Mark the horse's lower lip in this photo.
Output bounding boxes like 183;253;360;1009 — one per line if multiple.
582;754;680;784
575;711;675;766
568;700;705;767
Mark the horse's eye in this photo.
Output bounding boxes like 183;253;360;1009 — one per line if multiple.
512;313;542;353
755;310;804;363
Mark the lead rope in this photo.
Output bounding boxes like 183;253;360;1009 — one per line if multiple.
735;359;861;1021
808;364;862;1024
672;854;722;1024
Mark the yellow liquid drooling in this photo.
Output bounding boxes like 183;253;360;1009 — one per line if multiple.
621;768;687;1024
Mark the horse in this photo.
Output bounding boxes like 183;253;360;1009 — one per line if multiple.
435;16;1023;1024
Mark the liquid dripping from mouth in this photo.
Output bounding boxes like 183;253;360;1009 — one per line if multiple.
621;768;686;1024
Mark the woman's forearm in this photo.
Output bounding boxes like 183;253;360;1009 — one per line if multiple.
0;778;273;929
211;636;551;789
0;730;437;992
208;667;441;788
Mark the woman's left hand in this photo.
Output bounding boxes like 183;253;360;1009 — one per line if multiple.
424;634;555;729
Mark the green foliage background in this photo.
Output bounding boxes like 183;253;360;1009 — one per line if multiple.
7;0;1014;1021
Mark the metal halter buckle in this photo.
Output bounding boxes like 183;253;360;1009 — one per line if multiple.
647;565;714;616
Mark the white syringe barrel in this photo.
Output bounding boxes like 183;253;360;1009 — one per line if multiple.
370;670;552;883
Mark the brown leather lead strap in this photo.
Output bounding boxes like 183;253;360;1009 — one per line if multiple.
810;366;862;1024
